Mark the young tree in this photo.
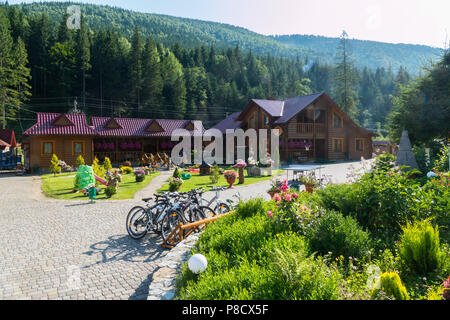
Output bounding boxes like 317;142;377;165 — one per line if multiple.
102;157;112;171
76;155;85;167
50;154;61;175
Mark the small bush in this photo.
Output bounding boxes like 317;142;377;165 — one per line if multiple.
102;157;112;171
315;184;356;214
306;210;371;260
92;157;105;177
50;154;61;175
120;166;133;174
373;271;409;300
104;185;117;198
235;198;272;220
209;165;220;184
173;167;181;179
75;155;85;167
398;220;443;274
269;248;341;300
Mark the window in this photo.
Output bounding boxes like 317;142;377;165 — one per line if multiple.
72;141;85;155
332;138;344;153
264;114;269;126
355;138;364;152
333;113;343;128
248;113;255;129
41;141;55;156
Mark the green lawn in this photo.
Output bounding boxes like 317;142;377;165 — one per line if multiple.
158;170;283;192
41;171;160;200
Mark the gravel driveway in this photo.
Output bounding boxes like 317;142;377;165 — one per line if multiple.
0;161;363;300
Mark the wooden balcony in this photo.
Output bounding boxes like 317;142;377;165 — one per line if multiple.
296;123;326;135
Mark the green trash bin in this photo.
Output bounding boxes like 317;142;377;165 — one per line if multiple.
181;173;191;180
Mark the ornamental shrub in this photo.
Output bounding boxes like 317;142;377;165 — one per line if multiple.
92;157;105;177
398;220;443;274
104;185;117;198
373;271;409;300
50;154;61;175
173;167;181;179
102;157;112;171
306;210;371;260
75;155;85;167
209;165;221;184
120;166;133;174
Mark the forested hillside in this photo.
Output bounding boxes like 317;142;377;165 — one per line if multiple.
14;2;441;74
0;2;446;142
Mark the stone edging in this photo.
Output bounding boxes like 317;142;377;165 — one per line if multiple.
147;233;200;300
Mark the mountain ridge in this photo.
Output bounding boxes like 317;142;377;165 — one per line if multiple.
14;1;443;74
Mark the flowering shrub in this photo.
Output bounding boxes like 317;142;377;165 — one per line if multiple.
120;166;133;174
233;159;247;169
168;177;183;192
105;170;122;187
267;179;289;193
59;160;72;172
105;185;117;198
443;276;450;300
223;170;238;179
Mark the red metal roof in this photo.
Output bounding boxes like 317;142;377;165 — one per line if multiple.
23;113;98;136
0;129;17;147
91;117;204;137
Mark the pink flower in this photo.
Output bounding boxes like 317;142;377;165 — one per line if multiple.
273;194;282;202
280;184;289;191
299;205;309;211
292;193;299;199
267;211;273;218
284;193;292;202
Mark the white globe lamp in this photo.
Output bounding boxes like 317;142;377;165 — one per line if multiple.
188;254;208;274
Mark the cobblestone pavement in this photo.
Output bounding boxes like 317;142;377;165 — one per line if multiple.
0;161;363;300
0;173;173;300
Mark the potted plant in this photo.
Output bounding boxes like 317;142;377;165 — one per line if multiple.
223;170;238;188
233;159;247;184
168;177;183;192
267;179;289;198
298;172;319;193
134;169;146;182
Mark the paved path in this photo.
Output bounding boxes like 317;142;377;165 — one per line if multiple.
0;173;170;300
0;161;364;300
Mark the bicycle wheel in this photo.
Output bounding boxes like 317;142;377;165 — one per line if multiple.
191;208;208;232
126;206;149;239
214;202;231;215
198;205;217;218
161;210;184;242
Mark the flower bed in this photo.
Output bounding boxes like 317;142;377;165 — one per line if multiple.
175;154;450;300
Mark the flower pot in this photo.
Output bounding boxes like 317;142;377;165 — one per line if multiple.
226;176;236;188
268;191;277;199
305;183;315;193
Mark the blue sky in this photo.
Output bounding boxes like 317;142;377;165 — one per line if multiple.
8;0;450;48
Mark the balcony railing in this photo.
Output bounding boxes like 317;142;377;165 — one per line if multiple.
296;123;326;134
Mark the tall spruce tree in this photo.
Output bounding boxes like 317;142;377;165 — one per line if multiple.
129;25;143;115
141;36;163;113
333;30;359;120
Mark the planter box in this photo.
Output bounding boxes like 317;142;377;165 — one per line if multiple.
247;166;272;177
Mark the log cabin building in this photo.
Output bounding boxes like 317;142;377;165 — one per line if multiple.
213;92;377;163
23;112;203;172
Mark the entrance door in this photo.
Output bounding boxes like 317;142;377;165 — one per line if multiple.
315;139;326;160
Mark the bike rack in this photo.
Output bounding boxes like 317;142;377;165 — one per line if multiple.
161;212;232;249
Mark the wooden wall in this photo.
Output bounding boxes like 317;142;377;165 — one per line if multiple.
29;135;94;171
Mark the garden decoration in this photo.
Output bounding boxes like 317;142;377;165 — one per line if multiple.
233;159;247;184
395;130;419;171
188;254;208;274
87;183;96;203
224;170;238;188
298;172;320;193
199;161;212;175
73;165;96;192
168;177;183;192
181;172;191;180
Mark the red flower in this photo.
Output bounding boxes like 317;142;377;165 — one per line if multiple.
267;211;273;218
292;193;299;199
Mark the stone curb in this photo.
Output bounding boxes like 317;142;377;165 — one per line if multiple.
147;234;200;300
